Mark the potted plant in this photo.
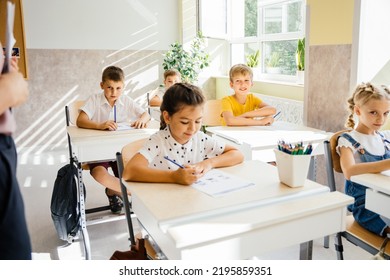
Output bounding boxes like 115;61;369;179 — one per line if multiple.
265;52;281;74
162;31;210;83
296;37;305;84
246;50;260;68
246;50;260;79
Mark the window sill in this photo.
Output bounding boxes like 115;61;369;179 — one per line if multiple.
212;75;304;87
253;78;304;87
213;75;304;101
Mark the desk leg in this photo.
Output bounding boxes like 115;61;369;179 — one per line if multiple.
76;160;91;260
308;156;331;249
299;241;313;260
307;157;316;181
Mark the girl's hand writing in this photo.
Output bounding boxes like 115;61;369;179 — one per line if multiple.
172;165;203;185
190;161;213;176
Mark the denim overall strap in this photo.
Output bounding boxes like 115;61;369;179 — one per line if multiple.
341;133;388;236
377;131;390;153
339;133;362;152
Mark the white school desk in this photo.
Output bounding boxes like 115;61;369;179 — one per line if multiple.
66;125;158;163
351;172;390;220
206;121;331;161
123;160;353;260
66;123;158;259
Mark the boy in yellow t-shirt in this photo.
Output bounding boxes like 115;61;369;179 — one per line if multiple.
221;64;276;126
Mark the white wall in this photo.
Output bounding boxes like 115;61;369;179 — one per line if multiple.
353;0;390;85
22;0;179;50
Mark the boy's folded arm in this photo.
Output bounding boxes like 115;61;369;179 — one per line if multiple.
251;105;277;117
76;111;95;128
223;111;271;126
140;111;151;123
76;111;109;130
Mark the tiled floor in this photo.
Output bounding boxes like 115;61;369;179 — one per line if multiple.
17;147;372;260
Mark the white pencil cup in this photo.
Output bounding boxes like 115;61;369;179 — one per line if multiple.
274;149;312;187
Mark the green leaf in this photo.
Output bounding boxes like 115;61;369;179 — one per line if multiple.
162;31;210;83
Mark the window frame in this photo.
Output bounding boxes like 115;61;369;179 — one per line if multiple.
198;0;305;83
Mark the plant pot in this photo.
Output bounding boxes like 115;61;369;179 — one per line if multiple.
296;70;304;84
251;67;261;80
266;67;281;74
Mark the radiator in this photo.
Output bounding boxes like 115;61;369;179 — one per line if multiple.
254;93;303;125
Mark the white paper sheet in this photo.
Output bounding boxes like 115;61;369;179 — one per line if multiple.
380;170;390;177
192;169;255;197
116;123;135;131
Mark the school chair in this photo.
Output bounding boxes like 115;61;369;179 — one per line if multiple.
324;130;390;259
146;92;151;115
146;91;161;121
202;99;222;133
65;101;111;214
116;138;162;260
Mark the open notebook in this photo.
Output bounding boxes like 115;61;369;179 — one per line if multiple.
192;169;255;197
116;123;135;131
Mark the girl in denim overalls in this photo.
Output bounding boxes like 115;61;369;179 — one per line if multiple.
337;82;390;237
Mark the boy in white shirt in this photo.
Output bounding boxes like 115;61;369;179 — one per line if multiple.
77;66;150;213
149;69;181;107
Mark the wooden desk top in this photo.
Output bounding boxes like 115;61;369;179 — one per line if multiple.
351;172;390;195
167;191;352;248
124;160;329;228
66;121;159;162
208;121;325;133
66;120;159;140
206;121;330;149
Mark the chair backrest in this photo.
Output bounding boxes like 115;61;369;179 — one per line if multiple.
324;130;351;192
121;138;148;166
203;99;222;127
329;129;351;173
66;100;86;126
116;137;148;246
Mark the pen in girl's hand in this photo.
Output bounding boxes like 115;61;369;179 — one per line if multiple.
273;111;281;119
164;156;184;169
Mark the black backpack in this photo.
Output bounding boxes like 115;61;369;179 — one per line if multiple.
50;163;84;242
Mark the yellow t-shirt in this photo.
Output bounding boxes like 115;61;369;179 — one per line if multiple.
220;93;262;125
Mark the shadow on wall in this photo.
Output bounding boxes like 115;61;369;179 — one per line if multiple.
13;49;164;154
371;59;390;130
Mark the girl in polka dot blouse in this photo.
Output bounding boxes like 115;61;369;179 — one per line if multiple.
123;83;244;185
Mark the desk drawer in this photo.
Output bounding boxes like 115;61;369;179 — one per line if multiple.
366;189;390;219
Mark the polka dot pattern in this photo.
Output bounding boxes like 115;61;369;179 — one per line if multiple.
138;127;225;170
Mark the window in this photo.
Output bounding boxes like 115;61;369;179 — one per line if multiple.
199;0;305;81
199;0;227;39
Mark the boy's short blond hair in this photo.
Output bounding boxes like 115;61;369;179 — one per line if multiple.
102;66;125;83
229;64;253;82
163;69;181;80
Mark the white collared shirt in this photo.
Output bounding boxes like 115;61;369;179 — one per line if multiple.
80;93;145;123
139;127;226;170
